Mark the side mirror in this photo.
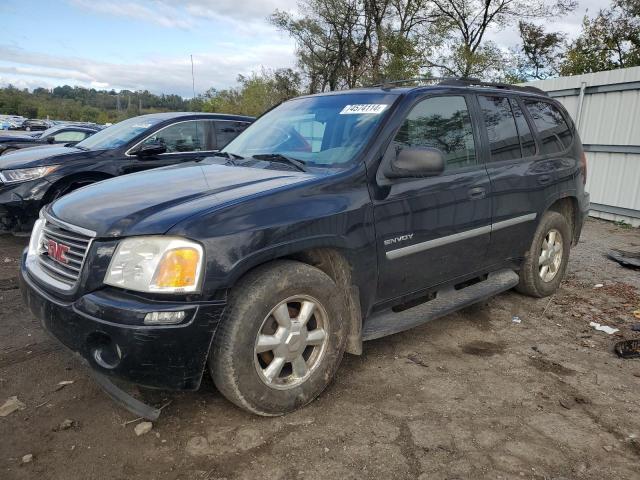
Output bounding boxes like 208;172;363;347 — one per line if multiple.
134;142;167;157
386;146;445;178
47;136;55;144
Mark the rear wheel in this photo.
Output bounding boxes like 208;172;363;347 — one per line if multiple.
516;211;571;298
209;260;346;415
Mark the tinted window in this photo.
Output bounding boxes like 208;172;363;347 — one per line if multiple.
524;101;572;154
214;121;250;149
394;96;476;170
52;130;88;142
478;95;521;162
143;120;207;153
510;99;536;157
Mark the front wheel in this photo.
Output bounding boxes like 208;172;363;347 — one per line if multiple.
516;211;571;298
209;260;347;415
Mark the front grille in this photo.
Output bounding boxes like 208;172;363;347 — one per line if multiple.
37;219;93;288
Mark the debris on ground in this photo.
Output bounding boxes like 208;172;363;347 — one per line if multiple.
21;454;33;463
589;322;619;335
608;248;640;269
134;421;153;436
512;315;522;324
634;310;640;320
54;419;77;431
594;284;604;288
631;324;640;332
54;380;74;391
614;339;640;359
603;445;614;452
0;395;26;417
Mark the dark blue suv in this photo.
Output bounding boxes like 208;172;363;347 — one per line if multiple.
20;79;589;418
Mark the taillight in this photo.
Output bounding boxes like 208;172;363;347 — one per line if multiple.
580;151;587;185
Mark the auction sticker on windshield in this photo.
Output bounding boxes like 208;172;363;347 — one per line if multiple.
339;104;388;114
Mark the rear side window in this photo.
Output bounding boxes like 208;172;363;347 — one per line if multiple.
394;96;476;170
478;95;521;162
214;121;250;149
510;99;536;157
524;101;573;154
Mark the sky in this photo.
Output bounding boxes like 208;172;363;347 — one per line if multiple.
0;0;605;98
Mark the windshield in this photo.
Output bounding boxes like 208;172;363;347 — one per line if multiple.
223;93;397;168
75;116;163;150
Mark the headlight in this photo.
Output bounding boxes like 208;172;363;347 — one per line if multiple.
0;165;59;184
104;237;204;293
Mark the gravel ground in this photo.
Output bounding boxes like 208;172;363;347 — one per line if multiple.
1;218;639;480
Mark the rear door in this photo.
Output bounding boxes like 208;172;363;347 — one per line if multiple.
373;94;493;302
479;95;567;264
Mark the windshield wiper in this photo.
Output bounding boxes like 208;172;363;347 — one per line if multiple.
252;153;307;172
197;151;244;163
74;145;90;151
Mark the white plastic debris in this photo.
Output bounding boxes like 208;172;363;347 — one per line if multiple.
22;454;33;463
0;396;26;417
512;316;522;324
134;421;153;436
594;284;604;288
589;322;619;335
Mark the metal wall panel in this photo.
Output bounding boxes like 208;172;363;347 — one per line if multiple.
523;67;640;225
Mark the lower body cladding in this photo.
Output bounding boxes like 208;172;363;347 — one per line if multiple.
20;257;225;418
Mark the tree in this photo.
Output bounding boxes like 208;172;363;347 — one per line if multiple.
560;0;640;75
201;68;302;116
511;21;565;80
422;0;576;78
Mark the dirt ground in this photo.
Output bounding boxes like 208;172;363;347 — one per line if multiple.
1;218;639;480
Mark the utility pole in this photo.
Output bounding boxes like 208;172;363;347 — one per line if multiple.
191;55;196;100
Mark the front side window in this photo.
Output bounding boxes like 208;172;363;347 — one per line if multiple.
142;120;207;153
394;96;476;170
478;95;521;162
223;93;397;169
52;130;89;142
214;121;250;149
524;100;573;155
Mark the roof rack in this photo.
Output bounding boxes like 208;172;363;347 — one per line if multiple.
372;76;548;97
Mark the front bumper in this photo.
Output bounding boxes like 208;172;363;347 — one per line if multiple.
0;178;51;232
20;253;225;391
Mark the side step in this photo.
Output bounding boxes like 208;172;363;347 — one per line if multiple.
362;269;519;341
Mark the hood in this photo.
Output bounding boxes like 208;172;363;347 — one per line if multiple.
49;163;316;237
0;145;92;169
0;134;34;143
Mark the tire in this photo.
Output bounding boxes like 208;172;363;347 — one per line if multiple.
0;148;17;156
48;179;97;203
210;260;347;416
516;211;572;298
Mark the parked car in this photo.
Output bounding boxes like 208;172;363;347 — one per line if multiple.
0;112;253;233
19;79;589;419
0;124;102;155
21;119;51;131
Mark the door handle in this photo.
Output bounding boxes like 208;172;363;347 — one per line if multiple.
468;186;486;200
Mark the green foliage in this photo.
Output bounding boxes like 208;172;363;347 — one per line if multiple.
201;69;302;116
0;84;199;123
560;0;640;75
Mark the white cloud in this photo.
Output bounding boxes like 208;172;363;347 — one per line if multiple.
68;0;298;28
0;43;296;96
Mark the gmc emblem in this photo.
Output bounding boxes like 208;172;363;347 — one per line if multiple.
47;239;70;264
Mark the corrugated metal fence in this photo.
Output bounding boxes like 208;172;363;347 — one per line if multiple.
525;67;640;227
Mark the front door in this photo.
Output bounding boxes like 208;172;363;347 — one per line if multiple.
123;120;213;174
374;94;493;302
